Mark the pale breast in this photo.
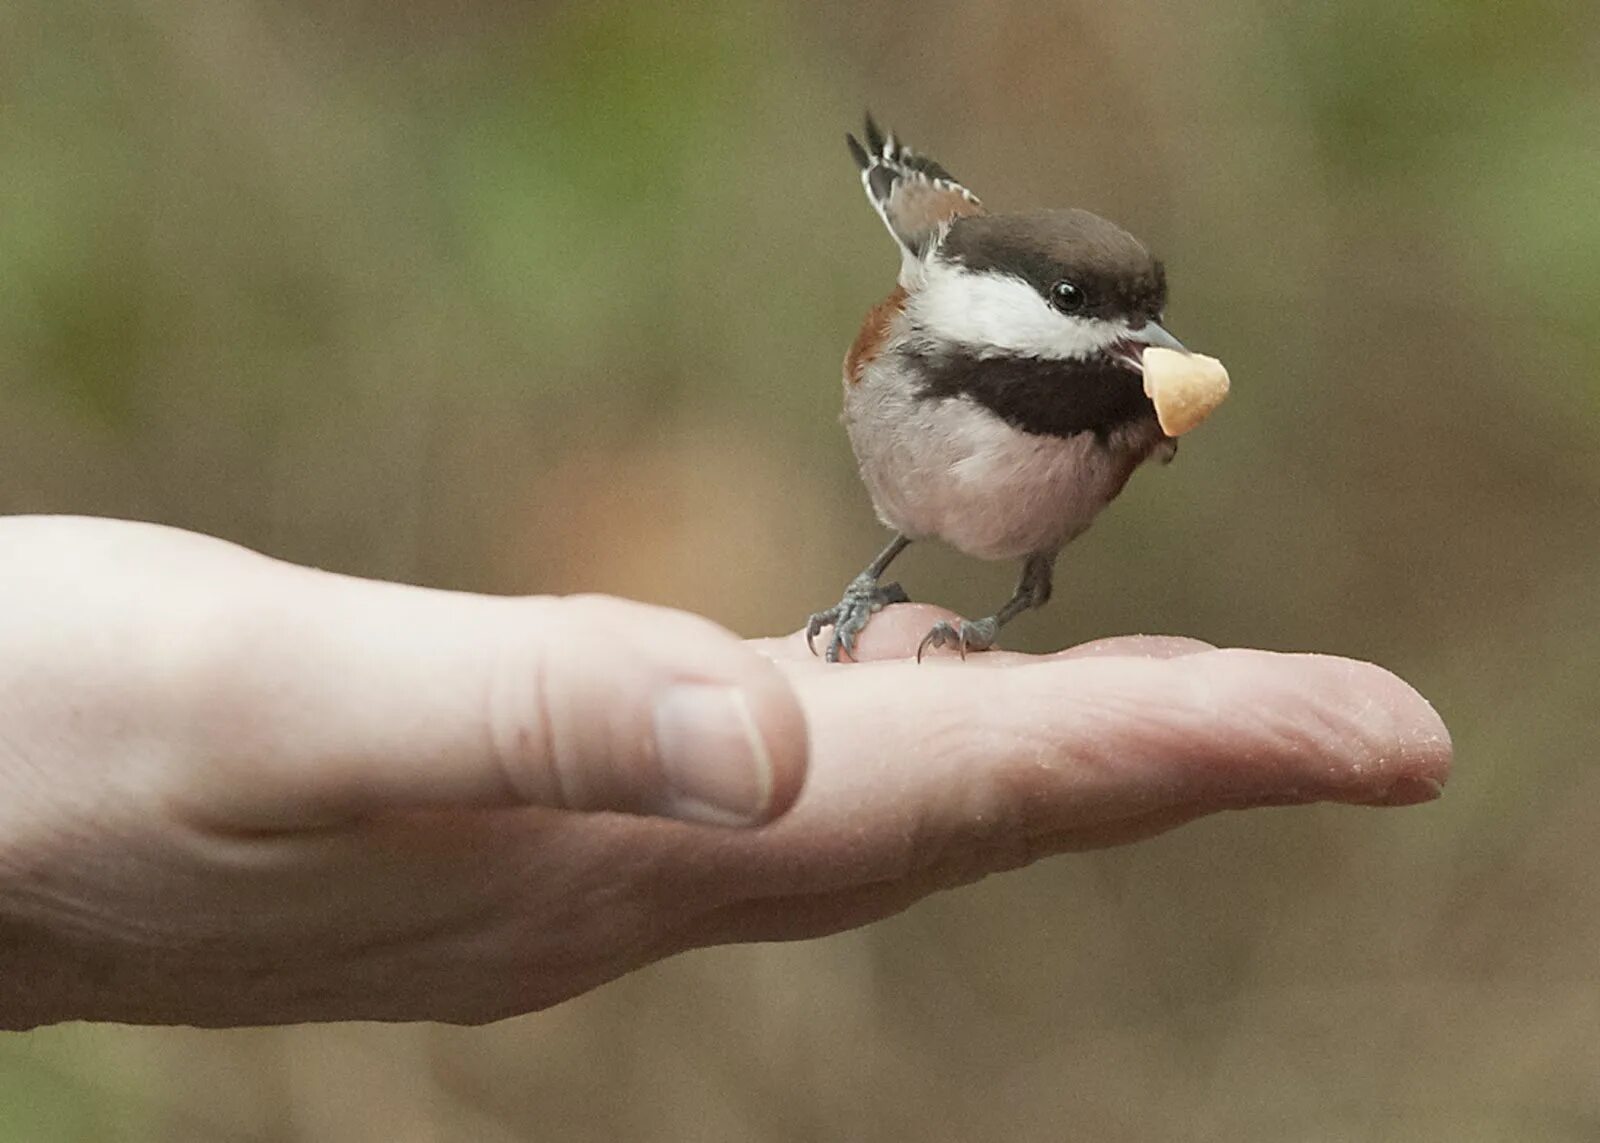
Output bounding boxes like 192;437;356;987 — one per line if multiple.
844;353;1163;561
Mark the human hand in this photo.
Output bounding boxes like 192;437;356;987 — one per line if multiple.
0;517;1450;1028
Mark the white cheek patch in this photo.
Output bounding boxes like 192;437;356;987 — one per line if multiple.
908;262;1128;361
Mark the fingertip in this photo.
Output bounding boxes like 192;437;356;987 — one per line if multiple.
1285;652;1453;784
1365;775;1446;807
1182;649;1454;802
835;603;964;662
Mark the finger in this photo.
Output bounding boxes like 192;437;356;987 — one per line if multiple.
681;647;1450;933
840;603;966;662
175;569;808;831
793;648;1450;843
585;646;1450;953
685;805;1220;948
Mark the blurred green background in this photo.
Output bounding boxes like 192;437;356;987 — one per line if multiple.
3;0;1599;1138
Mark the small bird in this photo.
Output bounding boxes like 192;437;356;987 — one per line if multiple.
806;116;1221;662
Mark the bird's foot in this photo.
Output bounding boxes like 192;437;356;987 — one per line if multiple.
806;579;911;663
916;615;1000;662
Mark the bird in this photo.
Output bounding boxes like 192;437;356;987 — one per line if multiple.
805;115;1218;663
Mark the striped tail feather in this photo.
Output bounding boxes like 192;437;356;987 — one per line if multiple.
846;115;983;269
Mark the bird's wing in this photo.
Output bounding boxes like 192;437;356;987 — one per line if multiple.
847;116;983;284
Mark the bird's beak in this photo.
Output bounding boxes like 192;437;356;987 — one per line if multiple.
1113;321;1187;372
1131;320;1186;354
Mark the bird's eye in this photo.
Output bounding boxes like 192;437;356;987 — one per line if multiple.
1049;280;1086;314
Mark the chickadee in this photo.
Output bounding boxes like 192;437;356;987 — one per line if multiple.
806;116;1221;662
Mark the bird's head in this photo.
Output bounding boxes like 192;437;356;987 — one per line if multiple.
907;208;1184;368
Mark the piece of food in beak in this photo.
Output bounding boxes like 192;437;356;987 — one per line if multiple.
1141;347;1230;437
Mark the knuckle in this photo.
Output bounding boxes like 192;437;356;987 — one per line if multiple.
481;598;585;810
479;596;663;815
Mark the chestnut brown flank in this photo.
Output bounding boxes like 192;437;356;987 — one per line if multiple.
844;285;907;387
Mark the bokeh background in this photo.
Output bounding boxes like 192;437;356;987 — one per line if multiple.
3;0;1599;1138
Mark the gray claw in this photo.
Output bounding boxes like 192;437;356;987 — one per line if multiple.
916;616;999;663
805;581;910;663
804;610;836;657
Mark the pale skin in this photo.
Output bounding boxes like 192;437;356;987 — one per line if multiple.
0;516;1451;1029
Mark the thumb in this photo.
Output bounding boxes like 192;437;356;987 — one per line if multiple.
178;571;808;830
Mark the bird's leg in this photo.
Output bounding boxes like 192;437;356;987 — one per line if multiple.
806;534;913;663
917;551;1056;661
